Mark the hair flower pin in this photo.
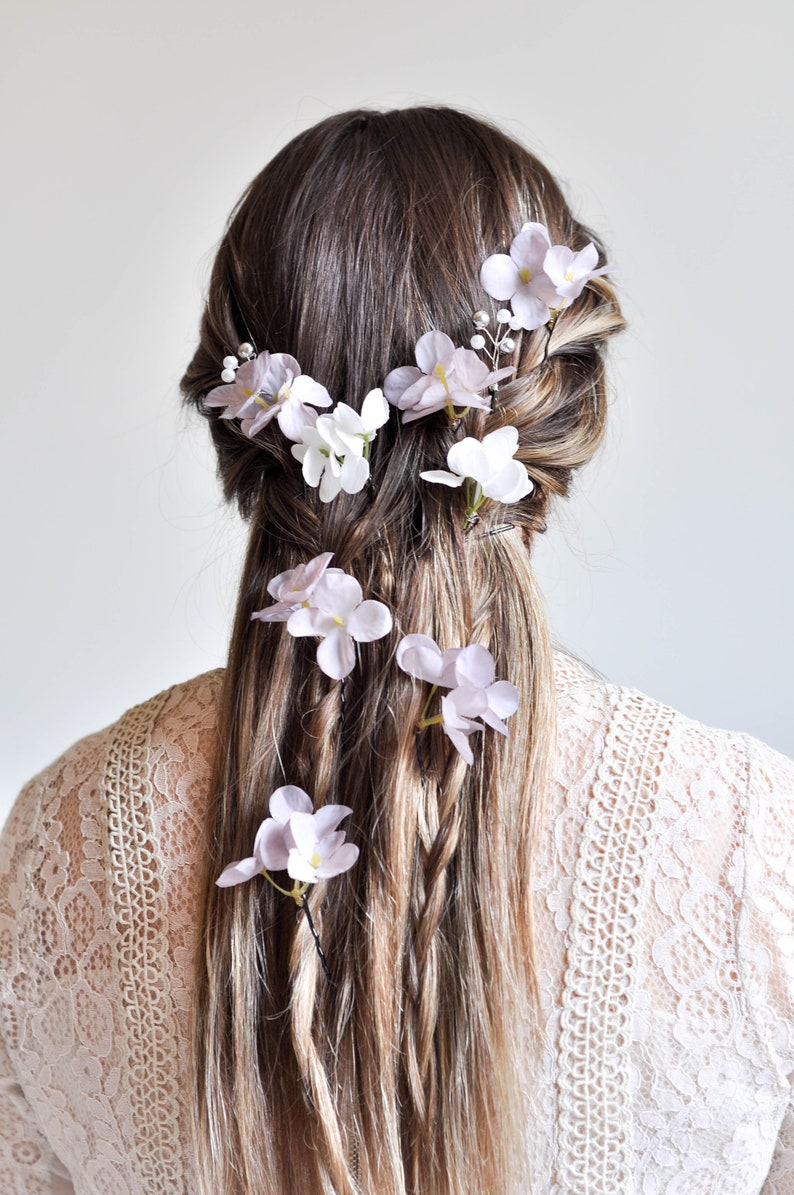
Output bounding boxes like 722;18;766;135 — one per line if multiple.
216;785;359;983
479;222;616;332
383;331;514;424
397;635;519;765
420;426;532;529
291;388;389;501
252;552;393;680
206;346;332;441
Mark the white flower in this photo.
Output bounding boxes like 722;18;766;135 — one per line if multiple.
445;644;520;735
542;242;615;304
395;633;461;686
251;551;341;623
216;785;358;887
383;331;514;423
287;572;393;680
420;426;532;522
396;635;519;765
205;351;332;440
480;224;560;331
291;389;389;502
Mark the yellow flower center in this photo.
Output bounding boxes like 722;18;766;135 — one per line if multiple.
519;266;532;284
564;267;575;282
332;614;345;627
310;852;322;868
433;363;450;393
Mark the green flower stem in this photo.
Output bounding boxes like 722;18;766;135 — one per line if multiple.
260;869;308;904
418;713;444;728
419;684;439;722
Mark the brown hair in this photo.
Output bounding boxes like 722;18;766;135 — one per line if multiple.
182;106;624;1193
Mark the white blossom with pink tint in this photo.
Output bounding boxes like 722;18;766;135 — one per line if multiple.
542;242;615;304
205;351;332;441
287;571;393;680
383;331;514;423
251;551;342;623
396;635;519;764
216;785;358;888
480;223;560;331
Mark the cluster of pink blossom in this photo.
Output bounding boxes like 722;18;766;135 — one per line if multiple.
479;222;615;331
216;785;358;891
251;551;392;681
396;634;519;765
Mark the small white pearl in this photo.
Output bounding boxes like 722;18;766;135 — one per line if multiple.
220;368;236;383
496;308;512;324
509;316;523;331
222;355;238;369
470;334;486;350
237;342;254;357
499;337;516;353
472;310;490;328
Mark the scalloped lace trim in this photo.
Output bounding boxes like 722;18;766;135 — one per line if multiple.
105;689;186;1191
556;688;674;1193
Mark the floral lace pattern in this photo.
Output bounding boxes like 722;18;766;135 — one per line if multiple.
1;661;794;1193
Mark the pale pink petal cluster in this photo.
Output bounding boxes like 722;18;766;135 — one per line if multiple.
383;331;514;423
205;351;332;441
291;389;389;501
251;551;342;623
216;785;359;887
396;635;519;765
480;223;615;331
253;556;393;681
420;426;532;522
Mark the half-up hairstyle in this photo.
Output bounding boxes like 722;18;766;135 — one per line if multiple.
181;106;624;1194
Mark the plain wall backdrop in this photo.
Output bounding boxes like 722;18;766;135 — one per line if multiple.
2;0;792;825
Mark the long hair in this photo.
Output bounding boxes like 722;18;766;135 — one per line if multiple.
181;106;624;1193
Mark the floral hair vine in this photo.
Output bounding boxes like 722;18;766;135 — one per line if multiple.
212;222;614;977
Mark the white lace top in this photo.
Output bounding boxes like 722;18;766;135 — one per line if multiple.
1;656;794;1194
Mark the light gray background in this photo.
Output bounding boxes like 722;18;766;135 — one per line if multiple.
2;0;792;825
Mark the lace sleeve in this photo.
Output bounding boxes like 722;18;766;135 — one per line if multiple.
0;776;75;1194
741;738;794;1193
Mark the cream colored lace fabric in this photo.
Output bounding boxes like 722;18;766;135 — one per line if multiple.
1;659;794;1194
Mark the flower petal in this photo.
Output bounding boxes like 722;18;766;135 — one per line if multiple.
347;599;393;643
269;785;313;822
340;454;370;494
446;438;490;483
396;634;444;683
509;290;550;331
254;820;291;871
480;253;520;301
419;469;466;487
317;630;356;679
482;460;532;503
383;366;423;404
289;374;333;408
312;804;353;836
486;680;520;720
286;848;318;884
415;331;455;375
286;607;337;638
360;387;389;430
216;856;260;887
316;841;359;878
312;572;363;617
453;644;496;689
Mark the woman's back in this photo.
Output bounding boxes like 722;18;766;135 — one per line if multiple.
2;656;793;1193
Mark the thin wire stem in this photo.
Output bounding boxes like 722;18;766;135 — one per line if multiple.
301;894;333;986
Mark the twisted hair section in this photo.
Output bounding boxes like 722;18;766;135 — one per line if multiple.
183;106;624;1193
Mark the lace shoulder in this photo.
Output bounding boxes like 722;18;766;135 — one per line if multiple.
0;672;221;1194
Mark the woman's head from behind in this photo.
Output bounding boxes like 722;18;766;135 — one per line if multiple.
182;106;623;547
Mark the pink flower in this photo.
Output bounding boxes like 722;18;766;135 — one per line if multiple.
251;552;342;623
383;331;514;423
286;572;393;680
480;224;560;331
542;242;616;304
216;785;358;887
205;351;332;440
396;635;519;764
